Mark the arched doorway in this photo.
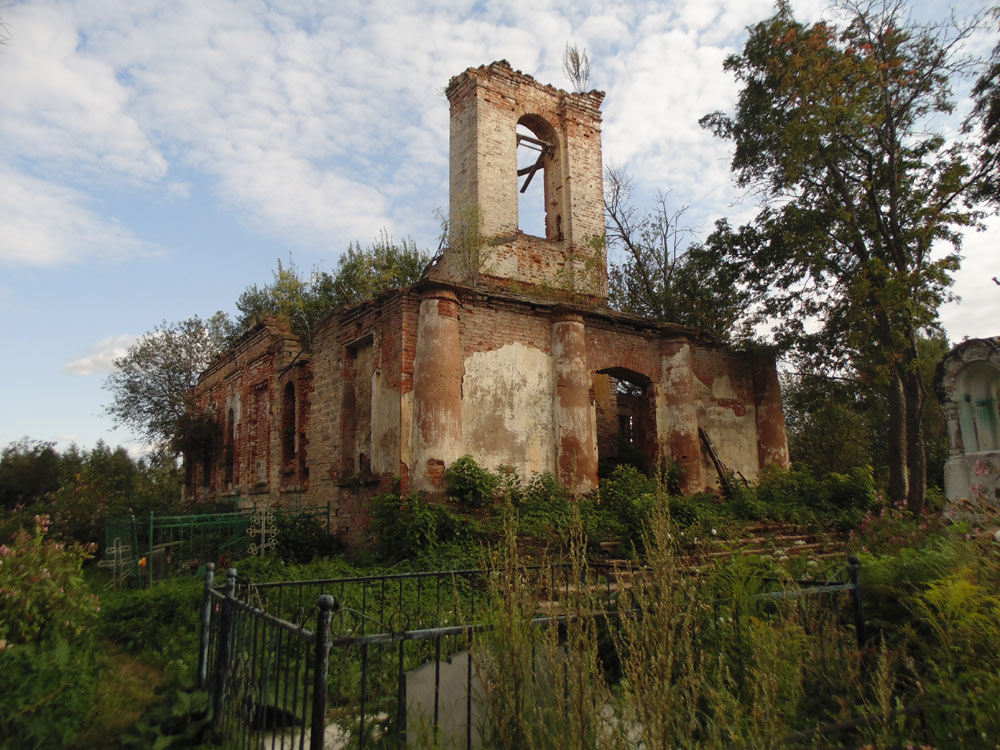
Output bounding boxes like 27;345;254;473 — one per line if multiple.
593;367;657;477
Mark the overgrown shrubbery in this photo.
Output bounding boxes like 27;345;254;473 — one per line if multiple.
0;516;102;747
445;454;499;508
474;506;862;749
474;493;1000;749
367;491;484;564
272;512;342;562
97;577;202;681
366;457;881;564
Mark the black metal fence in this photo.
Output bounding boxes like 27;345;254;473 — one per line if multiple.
198;557;867;749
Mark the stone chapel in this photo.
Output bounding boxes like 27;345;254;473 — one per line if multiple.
183;61;791;544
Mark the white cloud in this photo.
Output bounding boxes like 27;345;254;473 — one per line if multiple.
63;334;137;376
0;4;166;182
940;217;1000;343
0;167;158;266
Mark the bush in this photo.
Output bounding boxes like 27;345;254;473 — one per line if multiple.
367;492;483;563
0;515;100;645
273;512;341;562
97;577;202;681
0;516;101;746
596;465;658;550
445;455;498;508
515;473;573;543
0;639;100;749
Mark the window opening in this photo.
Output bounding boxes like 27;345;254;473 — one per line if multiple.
224;408;235;484
516;118;557;239
594;368;655;477
281;382;296;466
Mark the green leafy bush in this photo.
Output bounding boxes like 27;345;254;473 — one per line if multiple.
367;492;484;563
515;473;573;543
0;515;100;645
0;516;101;747
273;512;341;562
0;639;100;749
445;454;498;508
595;465;659;549
97;577;202;681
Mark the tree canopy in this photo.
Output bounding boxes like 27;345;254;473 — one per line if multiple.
232;233;429;349
604;167;752;340
970;7;1000;205
104;313;232;448
700;0;988;510
106;234;430;449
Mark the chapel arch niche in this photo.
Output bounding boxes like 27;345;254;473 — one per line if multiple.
516;114;562;241
593;367;657;477
956;360;1000;453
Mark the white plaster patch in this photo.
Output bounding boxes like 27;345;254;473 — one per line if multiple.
711;374;737;401
462;342;555;477
371;370;400;476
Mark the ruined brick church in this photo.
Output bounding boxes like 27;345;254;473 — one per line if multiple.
184;61;790;543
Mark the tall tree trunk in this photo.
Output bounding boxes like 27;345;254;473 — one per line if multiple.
886;371;909;506
902;364;927;514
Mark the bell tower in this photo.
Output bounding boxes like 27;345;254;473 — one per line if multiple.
439;61;607;303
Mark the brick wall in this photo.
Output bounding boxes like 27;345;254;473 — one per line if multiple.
439;61;607;302
184;321;311;507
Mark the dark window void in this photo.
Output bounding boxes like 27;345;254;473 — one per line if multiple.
281;382;296;466
594;368;656;477
201;427;213;487
224;408;235;484
516;114;561;241
340;339;374;478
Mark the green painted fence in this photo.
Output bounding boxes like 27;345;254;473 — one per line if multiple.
103;501;331;585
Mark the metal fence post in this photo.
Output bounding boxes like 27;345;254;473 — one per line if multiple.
848;553;868;678
148;511;155;587
311;595;336;750
197;563;216;689
213;568;238;727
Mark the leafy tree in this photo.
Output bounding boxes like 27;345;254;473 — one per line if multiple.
604;167;752;339
232;256;335;352
700;0;987;510
232;232;429;348
104;313;232;448
0;439;61;510
783;374;877;477
969;7;1000;205
0;440;183;544
328;231;429;305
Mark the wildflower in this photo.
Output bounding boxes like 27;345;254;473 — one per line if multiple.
710;528;717;536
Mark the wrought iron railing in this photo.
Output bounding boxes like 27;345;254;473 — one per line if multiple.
197;556;868;749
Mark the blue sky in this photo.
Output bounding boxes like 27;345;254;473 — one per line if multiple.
0;0;996;454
